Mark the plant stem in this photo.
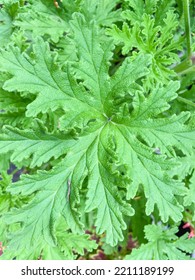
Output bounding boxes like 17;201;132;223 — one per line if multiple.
178;64;195;75
183;0;192;57
173;58;192;73
173;1;193;74
177;96;195;107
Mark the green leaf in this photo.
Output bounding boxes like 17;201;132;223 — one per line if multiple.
0;7;13;46
125;224;195;260
0;125;77;167
109;124;185;223
122;0;158;23
3;160;84;258
0;37;100;119
0;89;29;113
107;81;195;222
4;127;134;248
84;125;135;245
0;4;194;260
0;112;29;130
0;1;19;46
110;54;151;96
56;232;97;260
14;0;69;43
107;6;182;83
131;196;151;244
70;13;113;106
184;171;195;220
81;0;122;26
0;171;28;251
128;82;195;156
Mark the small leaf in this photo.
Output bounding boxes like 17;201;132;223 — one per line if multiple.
125;224;195;260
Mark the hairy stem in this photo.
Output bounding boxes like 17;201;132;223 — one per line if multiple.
173;0;193;74
183;0;192;57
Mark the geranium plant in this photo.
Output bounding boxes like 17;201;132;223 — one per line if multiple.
0;0;195;260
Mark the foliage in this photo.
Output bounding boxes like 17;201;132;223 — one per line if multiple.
0;0;195;260
125;224;195;260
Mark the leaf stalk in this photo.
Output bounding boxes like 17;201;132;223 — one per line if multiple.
183;0;192;57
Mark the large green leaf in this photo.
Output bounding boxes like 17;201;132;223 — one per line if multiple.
0;11;194;259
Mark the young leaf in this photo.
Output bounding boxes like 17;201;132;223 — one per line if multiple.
125;224;195;260
14;0;69;43
107;5;182;83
